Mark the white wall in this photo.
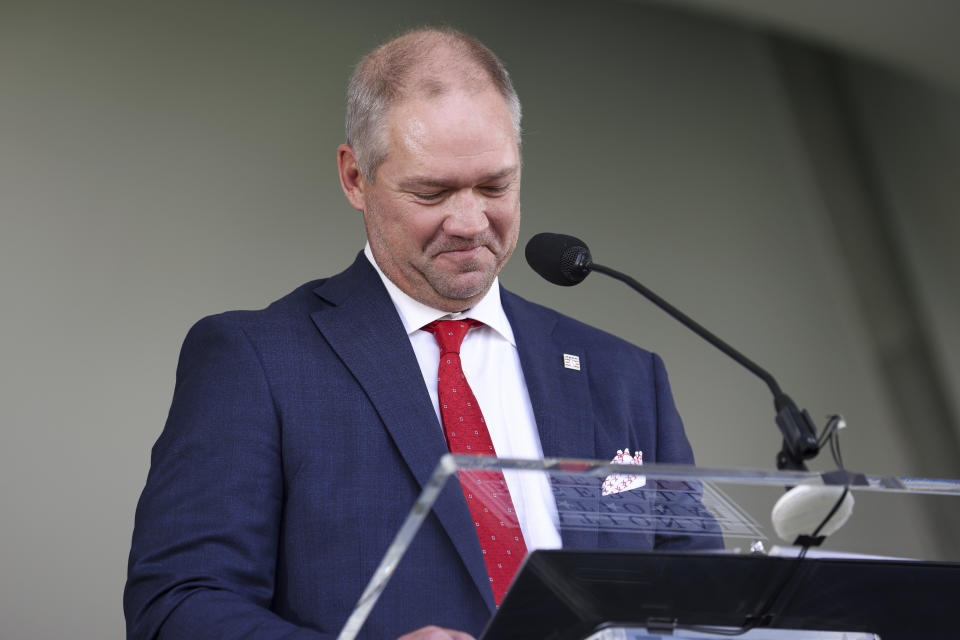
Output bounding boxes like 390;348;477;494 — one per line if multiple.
1;1;956;637
849;62;960;434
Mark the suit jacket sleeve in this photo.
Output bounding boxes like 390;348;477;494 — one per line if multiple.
124;314;330;640
649;352;725;550
651;351;695;465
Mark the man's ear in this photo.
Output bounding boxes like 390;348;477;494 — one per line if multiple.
337;144;367;212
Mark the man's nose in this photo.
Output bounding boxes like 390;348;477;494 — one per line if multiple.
442;190;489;237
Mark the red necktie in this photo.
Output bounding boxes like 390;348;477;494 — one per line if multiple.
422;319;527;605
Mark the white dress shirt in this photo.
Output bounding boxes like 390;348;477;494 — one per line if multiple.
364;245;562;552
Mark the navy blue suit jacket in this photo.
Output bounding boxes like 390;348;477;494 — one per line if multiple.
125;253;698;639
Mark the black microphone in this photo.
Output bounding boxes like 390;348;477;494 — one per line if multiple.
524;232;593;286
524;232;821;471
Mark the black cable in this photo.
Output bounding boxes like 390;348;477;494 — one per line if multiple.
677;415;851;637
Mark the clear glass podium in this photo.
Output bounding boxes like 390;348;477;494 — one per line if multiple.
337;455;960;640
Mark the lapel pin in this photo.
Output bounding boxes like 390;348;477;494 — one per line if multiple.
563;353;581;371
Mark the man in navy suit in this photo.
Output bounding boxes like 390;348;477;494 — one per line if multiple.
125;28;703;640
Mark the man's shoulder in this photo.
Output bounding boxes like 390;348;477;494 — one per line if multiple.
171;281;326;369
190;254;376;335
190;278;326;332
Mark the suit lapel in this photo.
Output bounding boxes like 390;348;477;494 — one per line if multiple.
502;289;596;461
310;255;496;612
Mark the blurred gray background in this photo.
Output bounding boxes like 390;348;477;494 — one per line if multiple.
2;0;959;637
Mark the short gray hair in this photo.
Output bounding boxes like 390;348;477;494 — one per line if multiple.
345;27;522;182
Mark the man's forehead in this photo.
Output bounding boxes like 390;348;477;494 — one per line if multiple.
382;88;518;168
388;118;520;184
391;84;510;126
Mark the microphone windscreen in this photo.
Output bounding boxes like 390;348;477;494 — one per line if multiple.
525;233;592;286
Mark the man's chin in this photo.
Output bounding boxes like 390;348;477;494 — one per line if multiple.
429;271;495;303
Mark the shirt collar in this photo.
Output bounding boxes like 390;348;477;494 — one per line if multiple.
364;243;516;346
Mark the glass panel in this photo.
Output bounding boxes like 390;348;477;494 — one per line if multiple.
584;627;878;640
336;455;960;640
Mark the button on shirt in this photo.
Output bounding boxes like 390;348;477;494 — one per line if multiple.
364;245;562;552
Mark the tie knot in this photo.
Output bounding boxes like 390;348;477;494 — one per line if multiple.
422;319;483;354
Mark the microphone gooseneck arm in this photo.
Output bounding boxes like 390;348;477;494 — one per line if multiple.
588;261;820;470
590;263;781;397
524;231;821;470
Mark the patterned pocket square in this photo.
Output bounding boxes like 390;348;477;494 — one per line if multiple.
601;448;646;495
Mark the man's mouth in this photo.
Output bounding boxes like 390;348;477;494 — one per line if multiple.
438;245;484;257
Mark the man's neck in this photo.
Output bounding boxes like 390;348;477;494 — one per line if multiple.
362;244;513;344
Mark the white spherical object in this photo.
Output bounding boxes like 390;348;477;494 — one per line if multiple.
771;484;855;542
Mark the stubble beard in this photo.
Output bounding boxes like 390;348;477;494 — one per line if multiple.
417;209;521;304
419;238;505;301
